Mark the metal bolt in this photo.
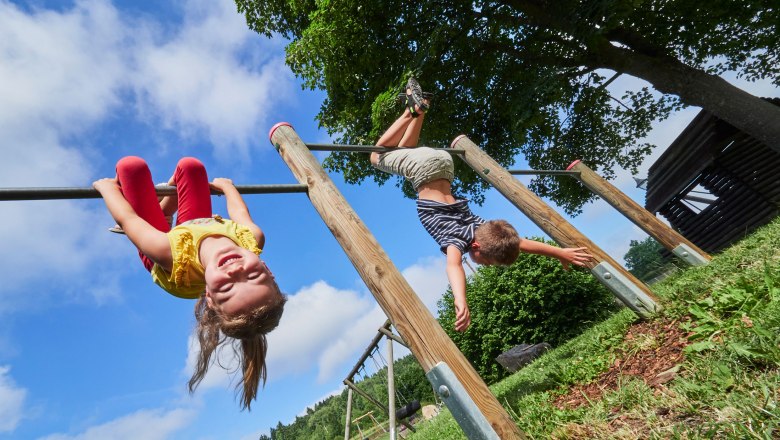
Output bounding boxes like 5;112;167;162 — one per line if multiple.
603;272;612;280
438;385;450;398
681;252;689;257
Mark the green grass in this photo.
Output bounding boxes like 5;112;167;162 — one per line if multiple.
407;218;780;439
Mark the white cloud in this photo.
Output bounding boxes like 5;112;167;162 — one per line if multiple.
400;257;449;313
0;0;126;136
37;408;195;440
131;0;294;159
0;366;26;433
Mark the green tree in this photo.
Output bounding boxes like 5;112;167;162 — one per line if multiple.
437;238;618;383
237;0;779;213
623;236;681;282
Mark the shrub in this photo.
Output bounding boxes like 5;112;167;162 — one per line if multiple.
437;238;619;383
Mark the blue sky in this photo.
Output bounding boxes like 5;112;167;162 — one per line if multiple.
0;0;777;438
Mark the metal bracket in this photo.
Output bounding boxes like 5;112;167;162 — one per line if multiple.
426;362;500;440
591;261;660;318
672;243;709;266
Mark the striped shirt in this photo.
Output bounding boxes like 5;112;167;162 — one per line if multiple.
417;198;485;254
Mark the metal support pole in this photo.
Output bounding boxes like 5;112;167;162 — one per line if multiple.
0;184;308;201
566;160;711;266
451;135;661;317
306;143;465;155
343;380;415;433
507;169;581;177
387;335;397;440
271;123;524;439
344;387;353;440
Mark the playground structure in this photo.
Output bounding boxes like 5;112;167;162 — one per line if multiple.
1;123;714;439
343;320;418;440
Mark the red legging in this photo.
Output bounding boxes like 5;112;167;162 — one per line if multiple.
116;156;212;271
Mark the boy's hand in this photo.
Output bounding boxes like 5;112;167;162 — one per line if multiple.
210;178;234;193
558;247;594;270
454;298;471;332
93;177;119;194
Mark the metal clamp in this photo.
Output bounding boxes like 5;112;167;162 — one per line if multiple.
591;261;660;318
672;243;709;266
426;362;500;440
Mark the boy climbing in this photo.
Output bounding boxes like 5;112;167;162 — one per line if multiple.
371;78;594;332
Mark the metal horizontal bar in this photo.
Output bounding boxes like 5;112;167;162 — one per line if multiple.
507;169;581;176
0;184;308;201
306;143;465;155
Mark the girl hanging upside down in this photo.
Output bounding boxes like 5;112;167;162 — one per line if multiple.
93;156;286;410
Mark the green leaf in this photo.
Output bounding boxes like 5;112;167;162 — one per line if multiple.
685;340;716;353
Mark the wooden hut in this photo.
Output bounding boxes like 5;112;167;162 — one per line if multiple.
645;98;780;253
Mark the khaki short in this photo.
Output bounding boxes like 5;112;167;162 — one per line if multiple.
373;147;454;190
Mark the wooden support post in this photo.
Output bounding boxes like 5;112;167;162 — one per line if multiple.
271;123;524;439
451;135;661;317
344;387;353;440
566;160;711;266
387;335;397;440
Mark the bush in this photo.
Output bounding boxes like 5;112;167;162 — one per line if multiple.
437;238;619;383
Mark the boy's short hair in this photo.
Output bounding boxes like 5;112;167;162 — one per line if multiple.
474;220;521;265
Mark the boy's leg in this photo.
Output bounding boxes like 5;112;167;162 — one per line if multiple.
372;107;428;165
172;157;212;225
376;109;415;148
115;156;171;271
398;111;425;147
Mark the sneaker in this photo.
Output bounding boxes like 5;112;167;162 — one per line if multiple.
404;77;430;117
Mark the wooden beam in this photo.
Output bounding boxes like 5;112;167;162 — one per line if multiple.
567;160;711;266
451;135;661;316
271;123;524;439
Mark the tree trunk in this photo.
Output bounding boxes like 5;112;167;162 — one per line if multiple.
589;40;780;152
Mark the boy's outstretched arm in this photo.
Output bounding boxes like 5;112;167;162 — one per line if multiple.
93;178;172;268
446;246;471;332
519;239;593;269
210;178;265;248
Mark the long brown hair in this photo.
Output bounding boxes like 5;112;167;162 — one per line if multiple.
188;291;287;410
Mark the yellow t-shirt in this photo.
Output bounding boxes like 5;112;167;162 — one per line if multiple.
151;216;262;299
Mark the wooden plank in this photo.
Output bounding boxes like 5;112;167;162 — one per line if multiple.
270;123;525;440
451;135;661;313
567;160;709;263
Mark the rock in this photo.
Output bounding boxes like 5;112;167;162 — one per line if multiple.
496;343;551;372
421;404;440;420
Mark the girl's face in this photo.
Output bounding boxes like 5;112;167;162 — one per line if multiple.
203;245;278;316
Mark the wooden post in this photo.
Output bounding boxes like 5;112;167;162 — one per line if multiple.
271;123;524;439
567;160;711;266
344;387;353;440
451;135;661;317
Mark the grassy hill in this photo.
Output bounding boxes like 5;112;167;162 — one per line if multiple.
409;218;780;439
